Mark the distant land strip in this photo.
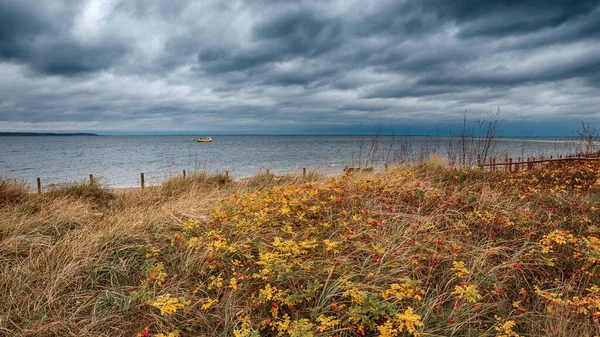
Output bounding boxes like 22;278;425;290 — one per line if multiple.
0;132;100;136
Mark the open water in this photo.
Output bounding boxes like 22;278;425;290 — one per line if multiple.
0;135;591;188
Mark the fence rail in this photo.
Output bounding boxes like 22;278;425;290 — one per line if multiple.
477;153;600;172
481;157;600;167
32;167;310;193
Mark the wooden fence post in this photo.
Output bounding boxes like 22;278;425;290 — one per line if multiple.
140;173;145;189
509;158;513;173
492;157;496;171
37;177;41;194
225;171;229;179
183;170;186;179
89;174;94;186
303;167;306;176
266;169;270;176
477;153;481;168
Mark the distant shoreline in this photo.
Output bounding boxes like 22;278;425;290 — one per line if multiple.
0;132;100;137
0;132;581;138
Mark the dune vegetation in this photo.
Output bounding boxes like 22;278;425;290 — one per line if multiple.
2;160;600;336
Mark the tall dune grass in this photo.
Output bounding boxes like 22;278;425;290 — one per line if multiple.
0;177;28;206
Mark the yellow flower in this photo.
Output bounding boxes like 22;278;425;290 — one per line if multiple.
144;247;160;259
187;237;199;249
151;294;190;315
233;313;252;337
209;233;228;251
494;316;522;337
146;263;167;286
258;283;281;303
395;307;424;336
452;284;482;303
182;218;199;230
323;239;341;253
287;319;314;337
229;277;238;290
377;319;397;337
280;204;291;215
343;286;366;304
208;275;224;290
381;279;423;302
316;315;340;332
451;261;470;278
201;297;218;310
539;230;576;253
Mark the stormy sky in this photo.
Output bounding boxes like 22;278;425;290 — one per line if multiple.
0;0;599;135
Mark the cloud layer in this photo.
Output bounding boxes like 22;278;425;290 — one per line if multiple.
1;0;599;135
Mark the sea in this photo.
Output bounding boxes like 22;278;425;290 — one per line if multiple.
0;135;592;188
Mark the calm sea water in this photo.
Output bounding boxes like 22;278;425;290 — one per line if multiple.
0;135;590;188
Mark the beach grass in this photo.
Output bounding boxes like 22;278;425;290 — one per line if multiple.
0;177;29;206
2;161;600;336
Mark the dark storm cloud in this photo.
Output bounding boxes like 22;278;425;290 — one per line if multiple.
28;41;127;76
0;1;51;59
431;0;599;37
1;0;600;134
252;8;342;55
197;8;342;75
0;0;127;75
416;53;600;88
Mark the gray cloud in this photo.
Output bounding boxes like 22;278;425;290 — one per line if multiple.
0;0;129;75
444;0;599;38
1;0;600;135
0;1;51;59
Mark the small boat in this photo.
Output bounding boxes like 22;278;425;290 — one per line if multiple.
195;137;212;142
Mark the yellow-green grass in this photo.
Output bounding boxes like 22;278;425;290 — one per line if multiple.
1;162;600;336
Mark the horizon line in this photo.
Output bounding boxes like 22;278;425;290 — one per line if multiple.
0;131;583;138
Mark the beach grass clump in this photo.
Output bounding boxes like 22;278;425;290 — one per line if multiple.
45;180;116;207
3;161;600;336
0;176;28;206
161;171;231;198
244;170;324;190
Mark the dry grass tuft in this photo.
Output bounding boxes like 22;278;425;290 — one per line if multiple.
45;180;116;208
161;171;231;197
0;177;29;206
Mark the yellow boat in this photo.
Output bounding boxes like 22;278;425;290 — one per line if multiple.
195;137;212;142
